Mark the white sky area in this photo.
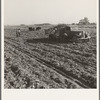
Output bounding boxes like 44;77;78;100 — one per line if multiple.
4;0;97;25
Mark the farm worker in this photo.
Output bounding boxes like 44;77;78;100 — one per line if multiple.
16;28;21;37
16;29;18;37
83;31;86;38
86;32;90;41
18;28;21;37
85;32;88;38
78;32;82;38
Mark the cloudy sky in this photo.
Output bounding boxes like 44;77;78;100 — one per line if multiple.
4;0;97;25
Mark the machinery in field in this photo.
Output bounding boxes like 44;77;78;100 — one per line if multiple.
45;24;90;42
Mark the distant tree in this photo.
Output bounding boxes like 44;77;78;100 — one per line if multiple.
20;24;26;26
72;23;76;25
90;23;96;25
79;17;90;25
84;17;89;23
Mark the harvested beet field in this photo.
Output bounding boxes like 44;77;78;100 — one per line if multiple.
4;25;97;89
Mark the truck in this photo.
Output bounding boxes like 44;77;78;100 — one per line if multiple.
45;24;90;42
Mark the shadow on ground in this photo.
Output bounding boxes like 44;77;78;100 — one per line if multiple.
26;38;71;44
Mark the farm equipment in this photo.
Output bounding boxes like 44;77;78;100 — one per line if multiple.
45;24;90;42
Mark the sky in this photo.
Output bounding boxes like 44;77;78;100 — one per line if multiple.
4;0;97;25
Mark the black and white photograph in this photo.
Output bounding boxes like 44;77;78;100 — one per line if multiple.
4;0;97;90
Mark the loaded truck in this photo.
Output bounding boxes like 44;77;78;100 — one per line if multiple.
45;24;90;42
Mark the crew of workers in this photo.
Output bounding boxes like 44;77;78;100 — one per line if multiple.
15;28;90;40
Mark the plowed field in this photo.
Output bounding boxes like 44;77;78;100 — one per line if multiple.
4;25;97;89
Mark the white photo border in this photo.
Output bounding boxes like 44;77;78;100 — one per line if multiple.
1;0;99;100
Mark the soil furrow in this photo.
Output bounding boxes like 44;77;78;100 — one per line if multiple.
5;40;90;88
5;37;96;73
5;43;80;88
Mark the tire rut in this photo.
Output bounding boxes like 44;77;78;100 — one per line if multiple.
5;39;89;88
